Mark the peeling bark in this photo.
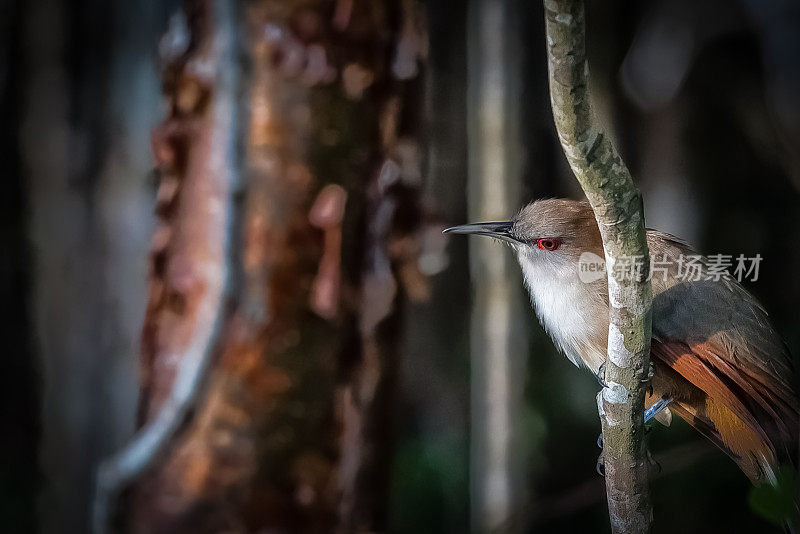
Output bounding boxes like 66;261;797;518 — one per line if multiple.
121;1;341;531
315;2;430;529
94;0;431;532
92;0;241;532
543;1;654;532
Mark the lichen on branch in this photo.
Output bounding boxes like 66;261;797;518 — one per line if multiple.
543;0;654;532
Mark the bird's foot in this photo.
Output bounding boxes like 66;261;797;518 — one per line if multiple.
596;439;659;477
641;361;655;396
595;362;608;389
596;431;605;476
596;450;605;477
646;448;661;475
644;396;673;424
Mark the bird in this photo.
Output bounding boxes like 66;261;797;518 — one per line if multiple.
445;198;799;486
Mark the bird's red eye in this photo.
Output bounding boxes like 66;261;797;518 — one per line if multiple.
536;238;561;251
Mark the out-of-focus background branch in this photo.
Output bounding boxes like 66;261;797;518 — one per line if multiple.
3;0;800;532
467;0;528;532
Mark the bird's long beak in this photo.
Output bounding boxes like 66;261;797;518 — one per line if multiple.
442;221;518;243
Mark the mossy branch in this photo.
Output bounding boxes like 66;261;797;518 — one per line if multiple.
543;0;654;532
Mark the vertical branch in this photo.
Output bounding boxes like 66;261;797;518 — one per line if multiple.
542;1;653;533
92;0;240;531
467;0;528;531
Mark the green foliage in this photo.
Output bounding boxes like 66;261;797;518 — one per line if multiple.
748;464;798;527
516;403;548;472
389;435;468;534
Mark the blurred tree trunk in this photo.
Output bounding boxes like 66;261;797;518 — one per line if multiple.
20;0;167;532
111;0;430;533
392;0;471;531
466;0;529;531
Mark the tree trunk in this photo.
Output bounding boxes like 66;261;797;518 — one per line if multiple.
542;0;654;532
92;0;430;532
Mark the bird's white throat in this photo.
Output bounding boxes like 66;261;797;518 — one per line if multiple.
516;250;607;373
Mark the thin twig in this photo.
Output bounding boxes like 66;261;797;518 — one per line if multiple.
543;0;654;532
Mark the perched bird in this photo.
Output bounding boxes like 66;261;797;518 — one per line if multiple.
446;198;799;485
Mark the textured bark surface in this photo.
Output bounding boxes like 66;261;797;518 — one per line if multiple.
543;0;654;532
95;0;430;533
93;0;241;532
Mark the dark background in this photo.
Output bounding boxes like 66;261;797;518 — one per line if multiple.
3;0;800;532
